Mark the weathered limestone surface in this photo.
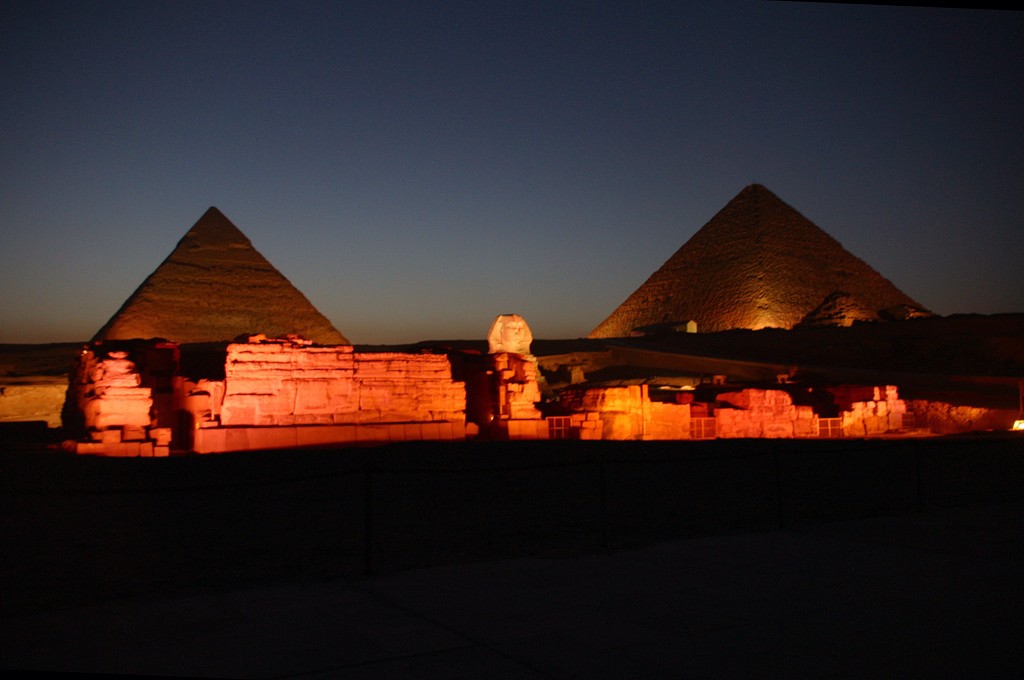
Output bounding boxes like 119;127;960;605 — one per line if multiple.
645;401;691;440
494;352;542;421
558;384;692;440
715;389;816;439
72;350;153;435
558;384;912;440
0;382;66;427
838;385;906;437
218;339;465;427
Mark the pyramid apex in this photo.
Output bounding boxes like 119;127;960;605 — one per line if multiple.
180;206;252;250
92;208;349;345
737;183;781;199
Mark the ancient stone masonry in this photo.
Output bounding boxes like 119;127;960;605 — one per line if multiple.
0;383;66;428
218;337;466;427
715;389;817;439
557;383;913;441
826;385;908;437
70;347;166;456
66;335;475;455
493;351;548;440
493;352;542;421
558;384;691;441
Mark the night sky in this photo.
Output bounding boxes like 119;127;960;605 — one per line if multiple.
2;1;1022;344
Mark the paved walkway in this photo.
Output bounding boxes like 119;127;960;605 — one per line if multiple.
3;501;1022;678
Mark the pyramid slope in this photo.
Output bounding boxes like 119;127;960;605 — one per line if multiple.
93;207;349;345
590;185;928;338
797;290;880;328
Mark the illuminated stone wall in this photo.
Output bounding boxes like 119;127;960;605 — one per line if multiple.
715;389;817;438
0;382;66;428
558;384;914;440
218;339;466;427
838;385;907;437
558;384;692;440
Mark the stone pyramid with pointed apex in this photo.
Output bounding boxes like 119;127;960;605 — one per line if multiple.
589;184;928;338
93;207;349;345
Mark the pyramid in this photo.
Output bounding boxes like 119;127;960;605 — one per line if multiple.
797;290;880;328
590;185;928;338
93;207;349;345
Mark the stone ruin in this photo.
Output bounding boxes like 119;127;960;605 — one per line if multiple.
66;316;554;455
555;382;912;441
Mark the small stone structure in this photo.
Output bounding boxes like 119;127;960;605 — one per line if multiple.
70;347;163;456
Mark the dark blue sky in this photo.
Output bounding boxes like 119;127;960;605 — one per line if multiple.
2;1;1022;343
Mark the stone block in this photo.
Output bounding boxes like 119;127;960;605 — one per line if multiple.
294;380;330;412
96;385;150;398
602;412;637;440
247;427;299;451
865;415;888;435
296;425;357;448
190;428;221;453
122;426;147;442
220;403;255;426
399;423;422;440
224;378;277;396
578;420;603;440
763;421;794;438
793;418;817;437
437;421;458;440
294;413;331;425
508;419;547;440
357;424;390;443
843;418;867;438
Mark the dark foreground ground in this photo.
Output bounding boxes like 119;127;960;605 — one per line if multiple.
2;435;1023;678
